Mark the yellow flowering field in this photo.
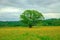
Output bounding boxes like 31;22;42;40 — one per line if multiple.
0;26;60;40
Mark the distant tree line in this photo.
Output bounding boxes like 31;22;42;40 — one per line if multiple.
38;18;60;26
0;21;27;27
0;18;60;27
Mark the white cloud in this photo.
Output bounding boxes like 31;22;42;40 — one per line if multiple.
43;13;60;19
0;7;24;21
0;0;60;21
0;7;21;13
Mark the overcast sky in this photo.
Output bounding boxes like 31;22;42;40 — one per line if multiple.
0;0;60;21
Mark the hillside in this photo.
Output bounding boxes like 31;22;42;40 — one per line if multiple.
0;18;60;27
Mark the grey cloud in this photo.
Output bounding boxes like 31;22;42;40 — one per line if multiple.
0;0;60;10
0;0;60;12
0;18;19;21
0;12;20;21
0;0;60;21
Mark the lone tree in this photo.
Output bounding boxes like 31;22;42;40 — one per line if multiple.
20;10;44;28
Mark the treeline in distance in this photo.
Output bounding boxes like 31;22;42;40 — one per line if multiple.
0;18;60;27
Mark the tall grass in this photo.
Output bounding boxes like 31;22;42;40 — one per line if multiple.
0;26;60;40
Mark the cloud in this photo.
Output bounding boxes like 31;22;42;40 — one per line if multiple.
43;13;60;19
0;0;60;21
0;0;60;13
0;7;21;13
0;7;24;21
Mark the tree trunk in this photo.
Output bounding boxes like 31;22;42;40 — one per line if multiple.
29;25;32;28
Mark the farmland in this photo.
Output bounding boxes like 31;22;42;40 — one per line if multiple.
0;26;60;40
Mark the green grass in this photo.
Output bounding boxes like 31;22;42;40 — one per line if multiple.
0;26;60;40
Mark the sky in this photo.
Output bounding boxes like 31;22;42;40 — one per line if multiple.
0;0;60;21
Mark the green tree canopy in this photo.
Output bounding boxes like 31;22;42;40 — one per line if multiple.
20;10;44;28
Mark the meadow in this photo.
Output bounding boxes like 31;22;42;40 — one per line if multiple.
0;26;60;40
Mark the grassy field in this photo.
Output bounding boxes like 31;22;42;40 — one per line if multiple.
0;26;60;40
